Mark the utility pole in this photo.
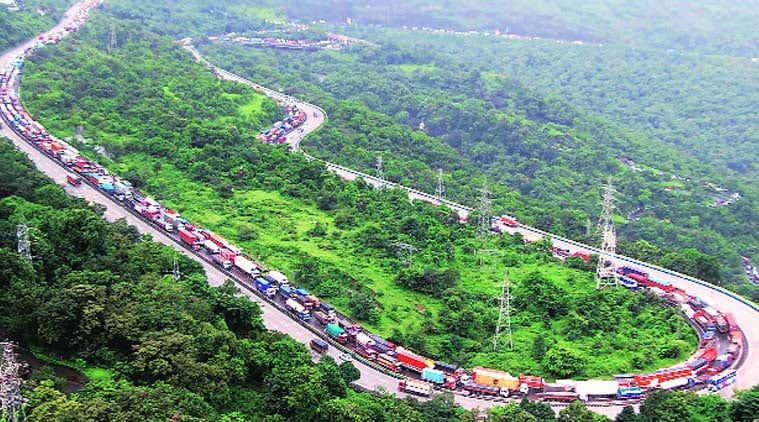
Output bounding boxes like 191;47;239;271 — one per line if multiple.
0;341;25;422
595;177;619;289
436;168;445;200
493;272;514;351
16;223;31;262
390;242;418;266
476;180;492;241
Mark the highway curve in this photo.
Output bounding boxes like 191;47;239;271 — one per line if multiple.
1;3;755;418
186;46;759;405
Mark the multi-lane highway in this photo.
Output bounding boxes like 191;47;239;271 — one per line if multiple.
1;2;756;418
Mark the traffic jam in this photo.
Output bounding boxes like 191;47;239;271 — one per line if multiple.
0;0;744;406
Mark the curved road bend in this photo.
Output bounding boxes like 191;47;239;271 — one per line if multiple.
186;47;758;399
0;5;751;418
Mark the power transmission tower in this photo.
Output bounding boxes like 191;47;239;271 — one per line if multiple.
390;242;418;266
172;258;182;281
108;23;117;53
476;180;492;240
16;224;31;262
375;156;385;185
477;249;498;269
436;168;445;199
595;177;619;289
493;272;514;351
0;341;25;422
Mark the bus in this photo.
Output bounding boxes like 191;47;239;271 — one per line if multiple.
310;338;329;354
707;370;737;392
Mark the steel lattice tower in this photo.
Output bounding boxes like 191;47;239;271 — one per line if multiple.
595;177;619;289
436;168;445;199
0;342;24;422
172;258;182;281
16;224;31;262
390;242;418;266
476;180;492;240
375;156;385;182
493;272;514;351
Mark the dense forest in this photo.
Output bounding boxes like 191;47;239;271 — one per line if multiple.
251;0;759;57
198;42;758;296
20;10;708;378
0;0;74;51
4;0;759;420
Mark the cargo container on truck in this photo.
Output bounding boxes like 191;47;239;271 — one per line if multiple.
575;380;619;401
377;353;398;371
219;248;237;265
234;256;258;277
212;254;232;270
472;367;520;394
421;367;446;384
285;298;310;321
325;323;348;343
313;311;332;325
203;239;220;254
279;285;295;299
659;377;695;390
617;386;644;399
398;379;433;397
396;347;430;373
268;270;289;284
355;332;375;348
254;277;277;298
319;302;336;318
462;381;507;397
178;229;200;249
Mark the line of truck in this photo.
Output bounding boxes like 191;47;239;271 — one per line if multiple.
0;7;743;408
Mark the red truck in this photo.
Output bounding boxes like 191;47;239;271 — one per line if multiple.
178;229;200;250
396;347;430;373
66;175;82;186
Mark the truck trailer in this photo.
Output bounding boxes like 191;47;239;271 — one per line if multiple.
398;379;433;397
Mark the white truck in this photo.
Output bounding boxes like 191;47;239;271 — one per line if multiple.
398;379;433;397
355;332;375;348
234;256;258;277
268;270;289;285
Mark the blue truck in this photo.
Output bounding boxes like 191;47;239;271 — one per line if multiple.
255;277;277;298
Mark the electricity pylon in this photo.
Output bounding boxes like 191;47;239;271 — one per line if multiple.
375;156;385;180
436;168;445;199
390;242;418;266
0;341;25;422
595;177;619;289
16;224;31;262
493;272;514;351
476;180;492;240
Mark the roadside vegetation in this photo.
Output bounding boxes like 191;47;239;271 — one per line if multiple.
0;0;74;51
19;12;700;379
199;29;758;303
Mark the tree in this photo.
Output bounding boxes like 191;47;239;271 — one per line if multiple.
519;398;556;421
338;361;361;384
557;400;596;422
615;406;639;422
489;403;537;421
531;334;547;362
731;385;759;422
542;343;585;378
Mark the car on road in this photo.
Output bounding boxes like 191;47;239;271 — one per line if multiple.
338;353;353;362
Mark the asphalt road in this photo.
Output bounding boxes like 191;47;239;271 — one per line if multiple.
2;3;753;418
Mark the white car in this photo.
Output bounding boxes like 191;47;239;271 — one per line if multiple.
338;353;353;362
